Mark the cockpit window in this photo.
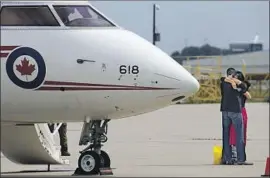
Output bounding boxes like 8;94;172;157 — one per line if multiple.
53;5;115;27
0;6;60;26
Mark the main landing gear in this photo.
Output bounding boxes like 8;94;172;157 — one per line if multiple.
74;119;112;175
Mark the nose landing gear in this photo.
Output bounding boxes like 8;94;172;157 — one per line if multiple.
74;119;112;175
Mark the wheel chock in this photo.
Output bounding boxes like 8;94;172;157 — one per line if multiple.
99;167;113;175
71;168;81;176
72;167;113;176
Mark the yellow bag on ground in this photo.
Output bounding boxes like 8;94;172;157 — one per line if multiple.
213;145;222;165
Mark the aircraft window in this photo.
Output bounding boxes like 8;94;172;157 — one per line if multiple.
0;6;60;26
53;5;115;27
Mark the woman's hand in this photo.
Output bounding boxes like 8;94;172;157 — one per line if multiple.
224;77;237;89
244;91;252;99
232;78;242;85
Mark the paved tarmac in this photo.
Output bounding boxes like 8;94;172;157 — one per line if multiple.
1;103;269;177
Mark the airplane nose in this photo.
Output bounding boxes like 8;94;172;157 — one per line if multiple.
186;75;200;94
154;58;200;96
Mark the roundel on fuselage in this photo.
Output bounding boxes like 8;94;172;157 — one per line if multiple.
6;47;46;89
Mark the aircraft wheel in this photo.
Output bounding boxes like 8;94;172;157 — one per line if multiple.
78;151;100;175
100;150;111;168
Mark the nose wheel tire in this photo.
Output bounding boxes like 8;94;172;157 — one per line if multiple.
100;150;111;168
78;151;100;175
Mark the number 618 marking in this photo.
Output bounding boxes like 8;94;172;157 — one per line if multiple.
119;65;139;74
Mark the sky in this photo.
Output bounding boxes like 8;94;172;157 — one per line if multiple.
90;1;269;55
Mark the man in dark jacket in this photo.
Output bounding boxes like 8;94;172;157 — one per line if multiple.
220;68;251;165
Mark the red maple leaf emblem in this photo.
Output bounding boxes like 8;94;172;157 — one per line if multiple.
16;57;36;81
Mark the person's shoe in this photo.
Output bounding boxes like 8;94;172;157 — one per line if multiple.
221;160;234;165
236;161;253;165
61;146;70;156
61;151;71;156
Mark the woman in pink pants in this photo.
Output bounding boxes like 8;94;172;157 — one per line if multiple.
229;71;251;161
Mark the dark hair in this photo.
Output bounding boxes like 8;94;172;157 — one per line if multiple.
235;71;251;90
245;80;251;90
235;71;245;81
226;67;236;76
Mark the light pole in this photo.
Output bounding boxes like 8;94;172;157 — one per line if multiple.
152;3;160;45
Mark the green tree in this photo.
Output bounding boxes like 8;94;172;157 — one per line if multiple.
171;50;185;64
180;46;201;56
170;44;235;64
171;51;181;58
199;44;222;56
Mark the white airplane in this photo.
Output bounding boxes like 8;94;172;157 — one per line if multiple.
0;1;200;175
